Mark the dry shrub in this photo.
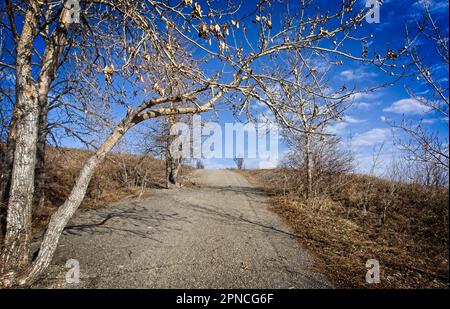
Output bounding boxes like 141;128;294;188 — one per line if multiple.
31;146;192;231
241;169;449;288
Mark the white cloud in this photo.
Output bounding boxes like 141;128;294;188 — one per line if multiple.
356;102;371;110
326;116;365;134
413;0;449;13
340;70;355;80
340;69;378;81
383;98;432;115
343;116;365;124
327;122;349;135
422;117;449;124
355;152;395;176
349;91;383;104
414;89;430;96
422;118;438;124
351;128;392;147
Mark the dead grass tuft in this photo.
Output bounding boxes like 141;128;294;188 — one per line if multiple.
18;146;192;234
241;169;449;288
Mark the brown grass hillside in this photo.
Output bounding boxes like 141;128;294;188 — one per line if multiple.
240;169;449;288
1;146;192;235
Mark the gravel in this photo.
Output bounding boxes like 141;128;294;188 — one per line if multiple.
36;169;332;289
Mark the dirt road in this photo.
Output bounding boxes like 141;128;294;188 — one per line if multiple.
37;169;332;288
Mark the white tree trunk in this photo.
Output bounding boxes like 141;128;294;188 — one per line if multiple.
304;134;313;199
12;126;128;286
0;89;39;273
0;1;42;273
165;116;181;189
166;150;181;189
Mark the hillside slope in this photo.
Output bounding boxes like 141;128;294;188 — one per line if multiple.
1;146;192;235
241;169;449;288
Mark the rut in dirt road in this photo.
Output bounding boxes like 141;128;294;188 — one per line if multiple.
36;170;332;288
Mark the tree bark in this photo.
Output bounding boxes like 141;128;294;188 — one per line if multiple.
33;4;71;210
9;125;129;287
0;115;17;204
166;149;181;189
304;134;313;199
1;94;39;273
0;1;42;274
1;1;70;240
165;116;181;188
0;113;17;237
35;103;48;209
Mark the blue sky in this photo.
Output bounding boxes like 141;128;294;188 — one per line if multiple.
1;0;447;175
186;0;449;174
105;0;449;174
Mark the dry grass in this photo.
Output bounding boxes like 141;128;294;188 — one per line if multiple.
6;146;193;233
240;169;449;288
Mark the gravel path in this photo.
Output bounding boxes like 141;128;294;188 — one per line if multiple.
37;169;332;288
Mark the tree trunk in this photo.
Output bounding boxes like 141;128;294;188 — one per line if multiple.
166;150;181;189
0;88;225;287
33;2;71;210
1;125;129;287
0;114;17;237
35;104;48;209
0;85;39;274
0;1;42;274
0;115;17;203
165;116;181;189
304;135;313;199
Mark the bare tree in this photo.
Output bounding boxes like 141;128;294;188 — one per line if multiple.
136;114;191;188
0;0;405;287
234;156;244;170
196;160;205;169
386;151;449;188
282;134;353;197
165;114;184;188
0;67;14;236
271;48;366;198
0;0;113;223
392;5;449;176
